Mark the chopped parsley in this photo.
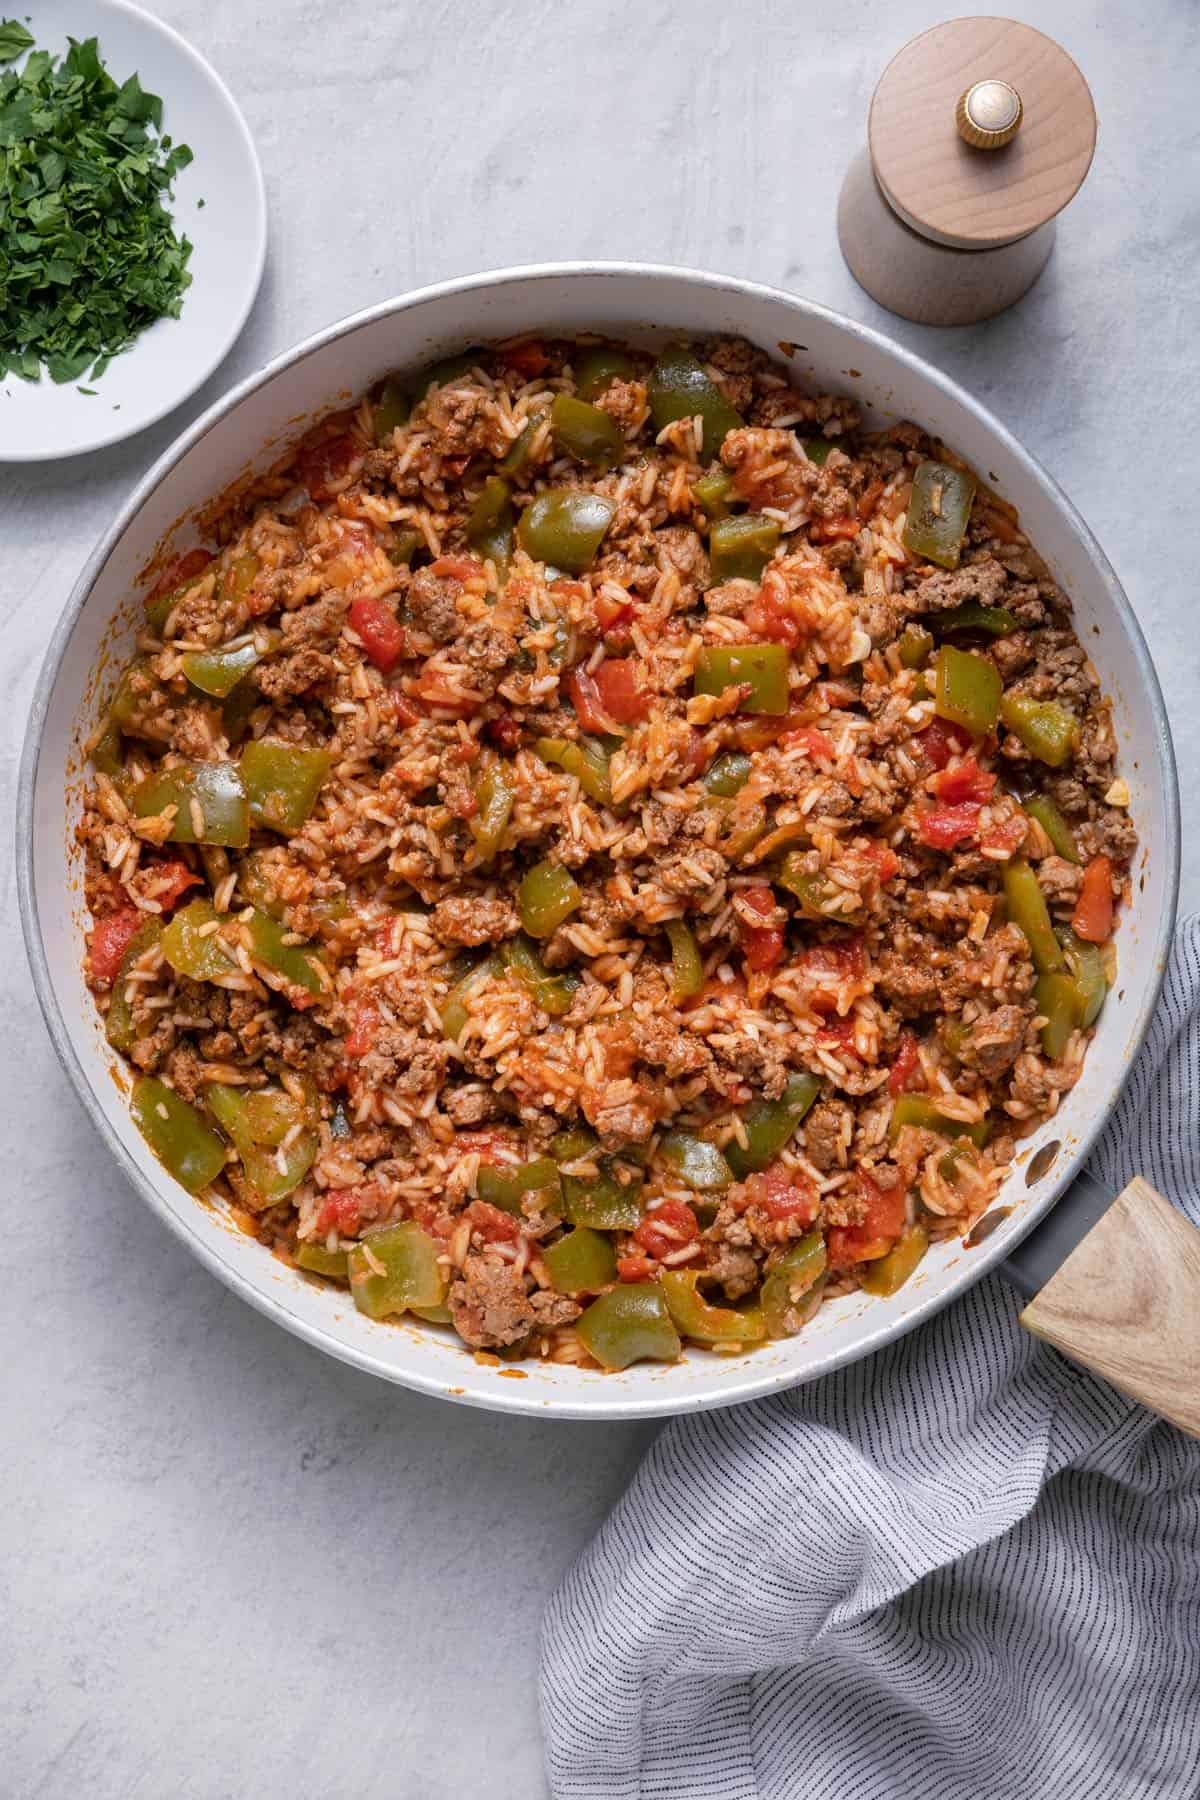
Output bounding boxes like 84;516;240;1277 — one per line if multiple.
0;31;194;384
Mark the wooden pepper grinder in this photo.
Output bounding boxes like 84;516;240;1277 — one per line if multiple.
838;17;1097;326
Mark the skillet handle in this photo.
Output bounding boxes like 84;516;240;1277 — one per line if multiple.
1016;1176;1200;1440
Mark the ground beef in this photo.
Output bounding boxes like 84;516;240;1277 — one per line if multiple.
875;927;944;1018
958;1004;1030;1080
1035;855;1083;907
904;556;1009;616
582;1081;658;1149
448;1255;535;1348
631;1014;713;1081
443;1084;504;1126
280;593;346;648
802;1095;853;1170
655;846;727;898
1078;808;1137;865
703;581;753;618
703;1234;760;1301
595;378;648;434
654;524;709;587
406;567;462;643
430;895;520;947
164;1045;206;1103
255;648;333;700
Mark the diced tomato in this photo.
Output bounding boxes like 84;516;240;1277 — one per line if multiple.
146;546;213;606
344;1002;378;1058
595;592;635;635
618;1251;653;1283
457;1128;517;1163
467;1200;520;1245
826;1172;906;1268
348;597;405;673
148;860;201;914
740;882;786;972
934;758;996;805
391;692;425;727
798;935;866;981
816;1015;857;1049
430;556;485;584
316;1189;365;1236
567;661;649;730
888;1030;922;1096
633;1196;700;1262
441;454;472;480
858;479;885;521
679;728;710;781
88;906;143;986
747;1165;820;1227
918;717;973;770
810;515;861;543
917;803;982;850
864;843;901;883
779;724;835;763
297;432;362;502
503;339;551;378
979;812;1028;858
413;668;481;713
1072;854;1114;943
485;711;523;753
746;570;801;648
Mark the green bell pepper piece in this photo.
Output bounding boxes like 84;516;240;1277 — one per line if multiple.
410;1301;453;1324
704;751;752;797
535;735;612;805
518;860;582;937
664;918;704;1001
576;1282;681;1369
221;553;260;606
1003;858;1066;974
91;716;126;781
181;641;260;700
469;762;515;864
1035;971;1083;1060
708;514;781;583
761;1233;828;1337
898;625;934;670
573;346;636;401
551;1128;645;1230
889;1094;991;1147
1061;929;1107;1028
658;1130;732;1193
465;476;515;575
693;644;790;716
222;677;259;746
502;934;580;1016
903;460;977;570
725;1072;822;1178
933;602;1020;638
348;1221;447;1320
374;375;411;440
105;917;164;1052
933;645;1002;735
208;1081;317;1203
551;393;624;470
776;855;855;921
693;467;735;520
295;1241;350;1279
413;351;483;402
242;907;327;996
1000;694;1079;768
543;1226;617;1296
1024;794;1080;863
477;1157;561;1214
716;801;769;864
496;414;544;480
389;527;422;568
860;1225;929;1296
518;490;615;573
131;760;250;848
161;899;238;982
240;738;331;835
132;1076;227;1193
440;949;505;1042
660;1270;766;1345
804;438;833;466
108;658;157;728
646;345;743;460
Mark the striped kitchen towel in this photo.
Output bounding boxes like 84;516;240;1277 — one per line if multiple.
541;919;1200;1799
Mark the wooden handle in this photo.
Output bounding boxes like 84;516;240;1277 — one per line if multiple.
1020;1178;1200;1439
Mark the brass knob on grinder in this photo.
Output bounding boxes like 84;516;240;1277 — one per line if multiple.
956;79;1024;150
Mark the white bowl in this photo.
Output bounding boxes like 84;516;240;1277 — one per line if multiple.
18;264;1179;1418
0;0;266;462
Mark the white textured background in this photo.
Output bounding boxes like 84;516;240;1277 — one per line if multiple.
4;3;1198;1795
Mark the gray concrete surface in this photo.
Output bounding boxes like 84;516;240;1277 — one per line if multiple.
4;2;1197;1794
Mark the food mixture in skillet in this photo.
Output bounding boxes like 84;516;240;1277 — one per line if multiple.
79;333;1136;1369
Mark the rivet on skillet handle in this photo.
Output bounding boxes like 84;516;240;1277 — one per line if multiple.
1004;1171;1200;1440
